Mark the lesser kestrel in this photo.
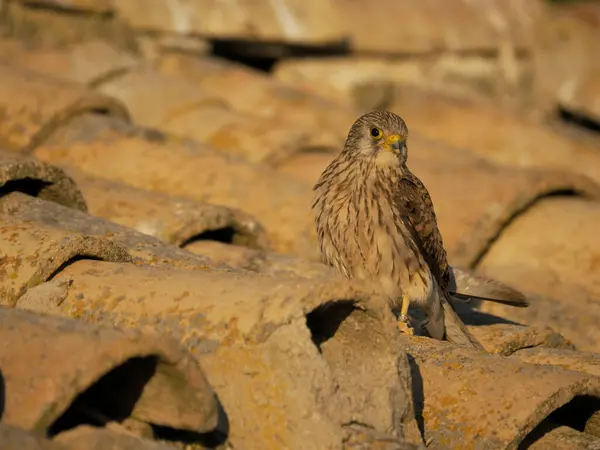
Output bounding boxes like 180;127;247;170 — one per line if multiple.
312;110;527;349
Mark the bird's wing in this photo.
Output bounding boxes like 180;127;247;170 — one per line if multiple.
395;169;451;290
397;169;530;308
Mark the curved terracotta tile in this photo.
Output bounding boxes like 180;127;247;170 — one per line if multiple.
467;323;574;356
154;54;355;151
512;347;600;378
0;39;139;87
22;259;422;449
68;169;270;250
95;68;313;164
524;426;600;449
411;139;600;267
405;335;600;449
184;240;335;280
0;149;86;211
34;114;319;259
0;192;218;272
474;197;600;352
0;213;132;306
0;64;130;153
478;197;600;301
0;307;217;435
476;283;600;354
391;88;600;185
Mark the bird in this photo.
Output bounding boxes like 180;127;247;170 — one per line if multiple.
312;110;528;350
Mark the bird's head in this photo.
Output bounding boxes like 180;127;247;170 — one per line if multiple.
342;110;409;166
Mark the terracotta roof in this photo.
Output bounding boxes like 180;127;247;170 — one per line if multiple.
1;1;600;449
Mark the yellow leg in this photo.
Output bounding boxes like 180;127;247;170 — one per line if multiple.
399;294;410;320
397;295;414;335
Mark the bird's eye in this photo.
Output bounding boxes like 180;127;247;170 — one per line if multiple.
370;127;382;139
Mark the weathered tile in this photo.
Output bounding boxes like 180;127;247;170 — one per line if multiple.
390;88;600;185
467;323;574;357
272;0;547;106
113;0;346;45
20;259;423;449
512;347;600;378
68;169;269;250
0;307;218;435
404;335;600;449
0;39;139;86
0;424;64;450
33;114;319;259
477;279;600;354
154;54;355;150
0;212;132;306
0;148;86;210
96;68;316;164
0;63;129;153
523;426;600;450
184;240;335;280
474;197;600;352
0;192;219;272
333;0;545;54
478;197;600;302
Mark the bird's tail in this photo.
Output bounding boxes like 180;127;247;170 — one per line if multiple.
448;267;529;308
441;297;486;352
425;281;486;352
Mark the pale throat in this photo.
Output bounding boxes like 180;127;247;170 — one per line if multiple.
374;148;400;168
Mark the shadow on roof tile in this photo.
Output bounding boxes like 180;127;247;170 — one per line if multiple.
0;148;86;210
0;307;218;439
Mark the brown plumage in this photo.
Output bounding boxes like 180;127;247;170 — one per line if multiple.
395;164;529;309
313;110;527;350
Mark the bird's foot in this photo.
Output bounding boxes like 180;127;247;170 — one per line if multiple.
397;315;415;336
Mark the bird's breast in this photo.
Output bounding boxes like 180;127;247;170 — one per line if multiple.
316;184;430;299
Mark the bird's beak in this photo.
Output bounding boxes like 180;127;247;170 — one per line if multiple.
385;134;403;153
